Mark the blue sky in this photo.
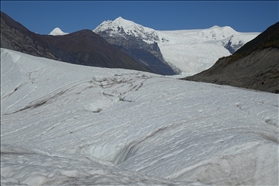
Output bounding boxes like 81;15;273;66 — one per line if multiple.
1;1;278;35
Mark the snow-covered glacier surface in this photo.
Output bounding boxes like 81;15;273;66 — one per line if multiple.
157;27;258;76
1;48;278;186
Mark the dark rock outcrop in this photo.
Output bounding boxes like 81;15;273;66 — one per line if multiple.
223;35;245;54
0;12;151;73
185;22;279;93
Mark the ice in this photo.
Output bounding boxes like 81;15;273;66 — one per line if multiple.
156;28;259;75
1;48;278;185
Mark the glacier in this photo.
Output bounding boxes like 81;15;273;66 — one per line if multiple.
93;17;259;76
1;48;278;185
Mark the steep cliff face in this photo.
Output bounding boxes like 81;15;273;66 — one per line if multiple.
94;17;178;75
0;12;151;73
185;22;279;93
98;29;164;61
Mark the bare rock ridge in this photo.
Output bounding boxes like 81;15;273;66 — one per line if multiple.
185;21;279;93
0;12;151;73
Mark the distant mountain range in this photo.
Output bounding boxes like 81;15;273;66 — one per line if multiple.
93;17;259;76
185;21;279;93
47;16;258;76
3;11;276;92
0;11;261;76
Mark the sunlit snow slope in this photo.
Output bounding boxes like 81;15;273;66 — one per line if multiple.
1;48;278;186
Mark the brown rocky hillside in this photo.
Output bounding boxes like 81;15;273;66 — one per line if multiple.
0;11;151;73
185;22;279;93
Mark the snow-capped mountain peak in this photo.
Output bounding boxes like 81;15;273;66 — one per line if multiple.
93;17;159;43
49;27;68;36
198;25;237;40
113;16;135;28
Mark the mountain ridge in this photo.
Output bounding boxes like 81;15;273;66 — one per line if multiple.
185;21;279;93
0;11;152;73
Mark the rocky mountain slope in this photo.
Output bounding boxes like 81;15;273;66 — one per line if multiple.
93;17;259;76
1;12;63;61
93;17;178;75
0;12;151;73
185;22;279;93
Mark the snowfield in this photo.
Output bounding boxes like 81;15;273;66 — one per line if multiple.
1;48;278;185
